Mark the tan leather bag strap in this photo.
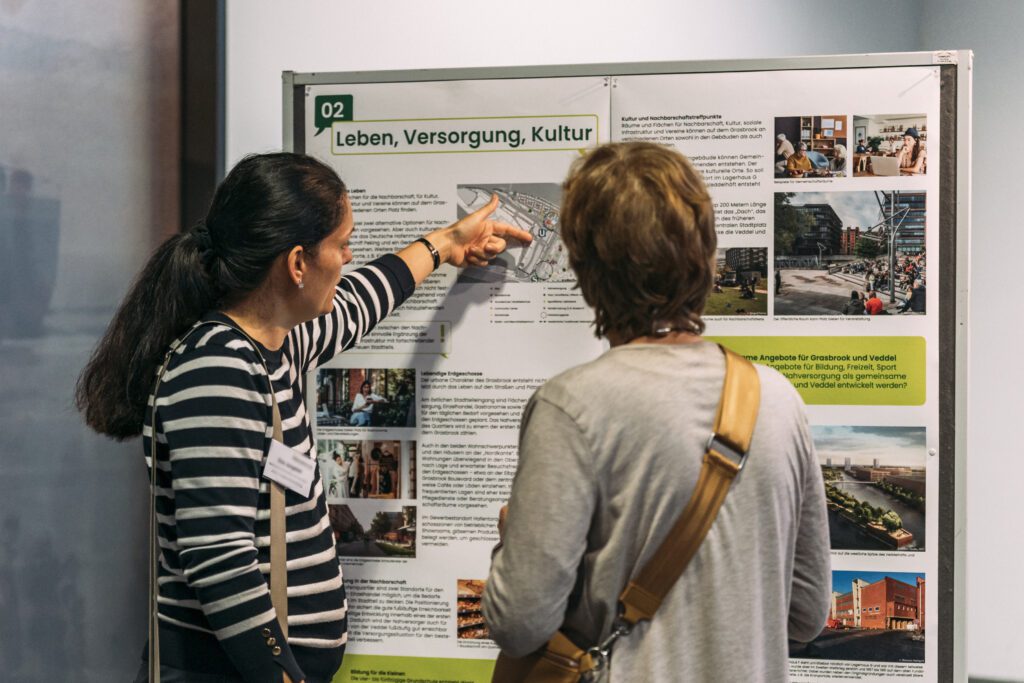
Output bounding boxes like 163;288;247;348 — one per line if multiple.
149;351;171;683
268;411;288;636
148;321;288;681
618;345;760;625
491;345;761;683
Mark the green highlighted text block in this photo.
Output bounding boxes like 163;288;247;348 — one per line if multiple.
335;654;495;683
708;336;925;406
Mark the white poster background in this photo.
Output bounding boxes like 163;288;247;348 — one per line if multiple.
305;76;611;661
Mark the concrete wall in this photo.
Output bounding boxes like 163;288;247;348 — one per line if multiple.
918;2;1024;678
0;1;179;680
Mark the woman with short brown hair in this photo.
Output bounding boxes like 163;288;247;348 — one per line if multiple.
560;142;717;344
484;142;830;682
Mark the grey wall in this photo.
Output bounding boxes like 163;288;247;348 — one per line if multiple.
0;1;178;680
225;0;923;162
918;2;1024;679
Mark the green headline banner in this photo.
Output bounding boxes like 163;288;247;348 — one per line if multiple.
336;654;494;683
330;115;600;155
708;336;926;406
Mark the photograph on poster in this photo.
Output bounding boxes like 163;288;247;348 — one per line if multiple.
706;248;768;316
455;183;571;284
316;368;416;428
790;570;926;664
774;115;848;178
317;439;416;501
814;426;926;552
774;191;927;316
328;503;417;558
456;579;490;640
852;115;928;176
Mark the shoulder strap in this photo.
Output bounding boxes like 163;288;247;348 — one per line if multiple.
148;321;289;682
618;344;760;626
494;345;762;682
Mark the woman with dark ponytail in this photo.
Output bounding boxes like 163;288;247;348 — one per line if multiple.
77;152;530;683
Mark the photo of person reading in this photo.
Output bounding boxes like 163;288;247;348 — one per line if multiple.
349;381;386;426
787;142;814;177
852;115;927;177
316;367;417;428
774;115;847;178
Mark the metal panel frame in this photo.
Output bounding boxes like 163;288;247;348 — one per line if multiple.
180;0;226;231
282;51;971;682
952;53;972;683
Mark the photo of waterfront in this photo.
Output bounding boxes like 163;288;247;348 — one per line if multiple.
812;426;926;552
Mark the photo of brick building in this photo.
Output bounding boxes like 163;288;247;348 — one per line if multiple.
831;575;921;630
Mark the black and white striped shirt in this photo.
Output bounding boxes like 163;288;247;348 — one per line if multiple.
143;254;414;683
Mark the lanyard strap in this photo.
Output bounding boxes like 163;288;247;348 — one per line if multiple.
148;320;288;682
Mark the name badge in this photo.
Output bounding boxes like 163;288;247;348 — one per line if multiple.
264;439;316;496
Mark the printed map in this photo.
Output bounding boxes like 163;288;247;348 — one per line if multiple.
456;184;572;283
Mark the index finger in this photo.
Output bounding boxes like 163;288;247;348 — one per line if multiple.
490;221;533;244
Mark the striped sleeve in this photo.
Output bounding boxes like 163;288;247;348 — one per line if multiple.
158;343;305;683
294;253;415;373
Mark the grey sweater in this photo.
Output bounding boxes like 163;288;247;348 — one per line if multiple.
483;341;830;682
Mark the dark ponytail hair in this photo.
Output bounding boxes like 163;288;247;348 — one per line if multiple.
76;152;346;439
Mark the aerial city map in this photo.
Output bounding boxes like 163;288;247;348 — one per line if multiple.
455;183;571;284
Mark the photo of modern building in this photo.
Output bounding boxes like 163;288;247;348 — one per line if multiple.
774;191;927;316
880;190;926;255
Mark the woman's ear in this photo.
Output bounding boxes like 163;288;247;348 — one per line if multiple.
286;245;306;288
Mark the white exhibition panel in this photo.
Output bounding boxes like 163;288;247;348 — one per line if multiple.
288;56;962;683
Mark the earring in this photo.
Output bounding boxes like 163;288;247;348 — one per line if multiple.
298;281;304;289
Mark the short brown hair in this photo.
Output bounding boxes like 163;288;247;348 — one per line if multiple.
560;142;716;341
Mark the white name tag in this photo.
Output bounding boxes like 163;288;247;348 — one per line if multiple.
264;439;316;496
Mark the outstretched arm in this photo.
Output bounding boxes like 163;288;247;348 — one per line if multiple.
397;194;533;284
296;195;531;373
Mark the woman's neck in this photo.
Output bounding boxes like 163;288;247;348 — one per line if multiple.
220;292;293;351
608;329;702;347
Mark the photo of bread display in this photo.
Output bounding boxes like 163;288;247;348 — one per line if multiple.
456;579;490;640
